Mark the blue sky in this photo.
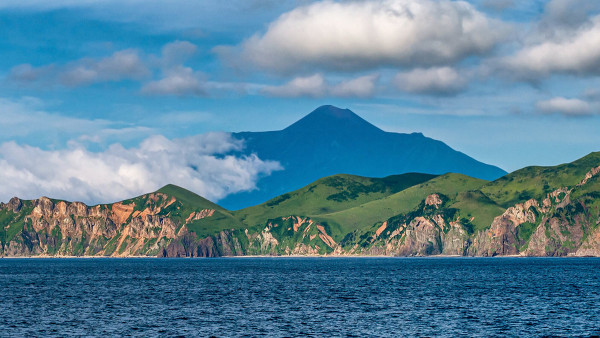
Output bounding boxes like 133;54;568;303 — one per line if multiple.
1;0;600;203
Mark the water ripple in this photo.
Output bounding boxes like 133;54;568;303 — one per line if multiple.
1;257;600;336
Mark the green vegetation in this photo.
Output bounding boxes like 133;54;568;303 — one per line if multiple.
315;173;487;234
234;173;437;229
0;204;33;245
125;184;245;238
517;222;538;246
157;184;227;212
482;152;600;207
449;190;505;232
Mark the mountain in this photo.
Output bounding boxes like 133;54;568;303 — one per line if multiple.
1;152;599;258
221;105;506;210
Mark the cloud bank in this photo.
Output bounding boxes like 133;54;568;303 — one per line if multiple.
0;133;282;204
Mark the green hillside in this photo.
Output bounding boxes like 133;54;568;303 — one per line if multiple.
447;190;505;233
481;152;600;207
315;173;490;235
233;173;437;227
143;184;244;237
157;184;227;212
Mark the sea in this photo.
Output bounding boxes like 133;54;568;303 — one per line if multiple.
1;257;600;337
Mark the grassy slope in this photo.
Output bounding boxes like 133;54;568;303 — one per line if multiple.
154;184;244;237
157;184;227;212
232;173;437;227
448;190;505;232
315;173;490;237
481;152;600;207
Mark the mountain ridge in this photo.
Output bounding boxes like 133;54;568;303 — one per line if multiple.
222;105;507;210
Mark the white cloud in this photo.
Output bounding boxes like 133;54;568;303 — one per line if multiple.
394;67;466;95
502;15;600;79
140;41;209;96
226;0;508;73
539;0;599;33
160;40;198;66
261;74;327;97
8;49;149;87
8;63;55;84
261;73;379;98
141;65;206;96
330;74;379;98
536;97;594;116
60;49;149;86
0;133;282;204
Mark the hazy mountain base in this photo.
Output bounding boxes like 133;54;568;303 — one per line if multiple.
1;162;599;258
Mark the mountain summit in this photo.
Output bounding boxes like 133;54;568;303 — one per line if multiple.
222;105;507;210
284;105;382;135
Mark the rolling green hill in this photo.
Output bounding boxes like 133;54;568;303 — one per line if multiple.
481;152;600;207
314;173;490;235
233;173;437;228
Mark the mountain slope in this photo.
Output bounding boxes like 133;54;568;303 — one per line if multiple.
1;152;599;258
481;152;600;207
221;105;506;209
315;173;491;234
234;172;437;228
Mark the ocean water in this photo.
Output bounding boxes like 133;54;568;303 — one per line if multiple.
1;257;600;337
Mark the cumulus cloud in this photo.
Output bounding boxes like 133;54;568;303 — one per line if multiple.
536;97;594;116
139;41;210;96
330;74;380;98
394;67;467;95
160;40;198;66
0;133;282;204
223;0;508;73
141;65;206;96
8;49;150;87
261;74;379;98
8;64;55;84
539;0;599;34
60;49;149;86
261;74;327;98
502;8;600;79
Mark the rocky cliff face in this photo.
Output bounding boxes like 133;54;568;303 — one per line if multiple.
0;193;208;257
2;165;600;258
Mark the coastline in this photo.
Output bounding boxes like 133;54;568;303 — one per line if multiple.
1;254;596;259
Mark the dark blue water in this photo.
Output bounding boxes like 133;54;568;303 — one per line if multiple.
1;258;600;337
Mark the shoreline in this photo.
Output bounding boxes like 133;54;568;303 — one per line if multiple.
1;254;598;259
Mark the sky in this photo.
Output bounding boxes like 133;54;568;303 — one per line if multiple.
1;0;600;204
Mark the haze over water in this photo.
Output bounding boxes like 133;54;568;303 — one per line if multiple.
2;257;600;336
